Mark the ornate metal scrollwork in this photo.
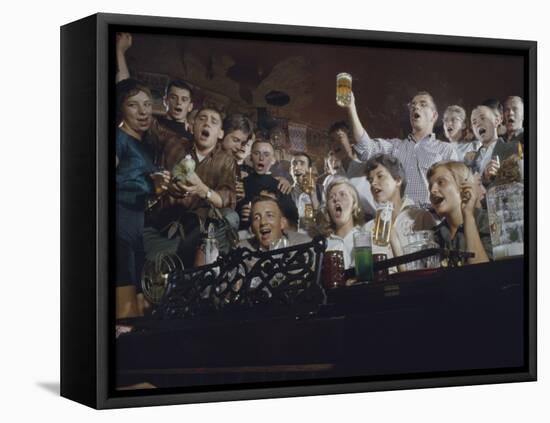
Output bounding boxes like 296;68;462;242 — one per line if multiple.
154;236;326;319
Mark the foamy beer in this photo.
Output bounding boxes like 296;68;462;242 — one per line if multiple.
336;72;352;107
373;203;394;246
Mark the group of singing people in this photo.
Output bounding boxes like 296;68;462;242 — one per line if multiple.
114;33;525;318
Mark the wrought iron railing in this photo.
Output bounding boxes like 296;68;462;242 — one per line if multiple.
153;236;327;319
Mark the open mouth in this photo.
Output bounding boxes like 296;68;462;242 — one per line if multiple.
446;126;454;133
200;128;210;138
333;204;343;218
478;128;487;136
259;227;271;241
256;163;265;171
373;187;383;196
430;195;444;206
412;112;421;120
175;107;183;113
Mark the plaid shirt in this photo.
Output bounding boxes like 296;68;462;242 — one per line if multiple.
354;131;457;206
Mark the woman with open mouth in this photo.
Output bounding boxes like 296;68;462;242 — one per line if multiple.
428;161;491;265
363;154;436;273
323;178;365;270
115;79;170;319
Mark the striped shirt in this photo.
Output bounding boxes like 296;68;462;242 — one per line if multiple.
354;131;457;206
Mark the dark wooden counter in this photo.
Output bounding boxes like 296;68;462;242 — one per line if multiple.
116;257;525;390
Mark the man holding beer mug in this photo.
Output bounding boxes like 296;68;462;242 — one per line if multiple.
469;105;519;188
363;154;436;272
339;89;457;207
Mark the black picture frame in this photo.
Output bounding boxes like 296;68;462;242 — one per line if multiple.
60;12;537;409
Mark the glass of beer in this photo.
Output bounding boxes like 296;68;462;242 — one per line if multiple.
353;231;373;283
303;203;314;221
373;203;394;246
336;72;352;107
301;168;315;195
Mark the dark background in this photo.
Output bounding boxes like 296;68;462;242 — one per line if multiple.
125;32;524;140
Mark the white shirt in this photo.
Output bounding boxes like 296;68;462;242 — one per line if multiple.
326;225;367;269
452;140;481;162
475;140;498;175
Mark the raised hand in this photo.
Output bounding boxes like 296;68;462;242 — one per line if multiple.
116;32;132;54
460;181;478;216
484;157;500;179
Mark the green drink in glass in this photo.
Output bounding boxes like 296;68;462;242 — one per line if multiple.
353;231;373;283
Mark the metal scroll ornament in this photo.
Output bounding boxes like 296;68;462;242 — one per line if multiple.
141;252;184;305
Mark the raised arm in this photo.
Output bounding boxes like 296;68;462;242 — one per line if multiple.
116;32;132;83
460;182;490;264
341;92;367;142
338;91;394;161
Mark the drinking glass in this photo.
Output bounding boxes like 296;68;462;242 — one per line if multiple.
353;230;373;283
373;203;394;246
336;73;352;107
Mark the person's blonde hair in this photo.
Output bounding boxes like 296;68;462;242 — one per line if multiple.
427;160;473;188
444;105;467;122
321;178;364;235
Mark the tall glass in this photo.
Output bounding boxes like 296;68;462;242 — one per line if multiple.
336;73;352;107
373;203;394;246
353;231;373;283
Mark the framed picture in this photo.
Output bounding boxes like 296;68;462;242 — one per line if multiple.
60;13;536;409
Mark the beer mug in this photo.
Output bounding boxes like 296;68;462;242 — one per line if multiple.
322;249;346;289
301;168;316;195
353;230;373;283
373;203;394;246
336;72;352;107
304;203;314;221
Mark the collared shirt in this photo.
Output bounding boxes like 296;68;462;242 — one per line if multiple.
238;231;311;252
354;132;458;206
115;128;157;209
505;127;524;144
474;140;498;176
433;208;493;259
452;140;481;162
